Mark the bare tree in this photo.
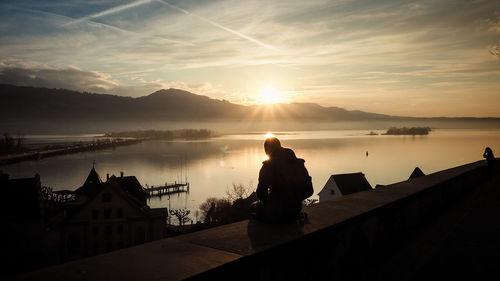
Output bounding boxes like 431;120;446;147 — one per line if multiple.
169;209;191;226
226;183;252;202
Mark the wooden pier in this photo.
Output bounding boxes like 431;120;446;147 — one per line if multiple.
145;182;189;197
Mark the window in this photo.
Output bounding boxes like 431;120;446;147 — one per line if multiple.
92;209;99;220
117;208;123;218
117;241;124;249
92;226;99;236
102;193;112;202
104;208;111;219
105;224;113;235
68;233;81;257
92;242;100;255
104;241;113;252
117;224;123;233
134;227;145;245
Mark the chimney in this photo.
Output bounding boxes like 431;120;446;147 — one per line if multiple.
120;171;124;178
106;173;109;181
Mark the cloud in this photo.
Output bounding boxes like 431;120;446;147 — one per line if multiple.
486;12;500;33
0;60;232;99
490;43;500;59
0;61;118;93
157;0;278;51
63;0;154;26
2;0;500;117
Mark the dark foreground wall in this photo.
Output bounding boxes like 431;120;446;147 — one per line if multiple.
11;160;498;281
186;160;496;280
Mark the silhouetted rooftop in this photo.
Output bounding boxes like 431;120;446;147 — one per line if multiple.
74;167;102;196
107;175;148;205
331;172;372;195
408;166;425;180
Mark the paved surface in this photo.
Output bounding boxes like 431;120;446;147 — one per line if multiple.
11;238;242;281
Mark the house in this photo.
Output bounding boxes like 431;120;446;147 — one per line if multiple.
60;168;167;261
0;172;43;221
408;167;425;180
318;172;372;202
0;168;169;274
0;172;61;276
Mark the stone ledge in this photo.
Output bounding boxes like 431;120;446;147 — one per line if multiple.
11;160;493;281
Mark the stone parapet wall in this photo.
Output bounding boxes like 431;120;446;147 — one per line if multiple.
11;160;497;281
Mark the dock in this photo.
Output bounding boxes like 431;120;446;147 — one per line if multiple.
145;182;189;197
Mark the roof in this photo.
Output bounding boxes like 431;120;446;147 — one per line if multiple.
408;167;425;180
74;167;102;196
331;173;372;195
64;179;150;222
84;167;102;186
107;175;148;206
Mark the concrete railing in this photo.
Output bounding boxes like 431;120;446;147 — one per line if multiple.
12;160;496;281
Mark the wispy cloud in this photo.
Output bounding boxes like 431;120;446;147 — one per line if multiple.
63;0;154;26
1;0;500;116
157;0;278;51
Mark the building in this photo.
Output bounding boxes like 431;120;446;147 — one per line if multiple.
0;172;62;276
318;172;372;202
0;168;168;276
60;168;167;260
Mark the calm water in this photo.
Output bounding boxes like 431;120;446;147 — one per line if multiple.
3;129;500;216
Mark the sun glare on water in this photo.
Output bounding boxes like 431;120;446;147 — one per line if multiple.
265;132;275;139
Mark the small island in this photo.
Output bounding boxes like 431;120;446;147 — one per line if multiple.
382;127;432;135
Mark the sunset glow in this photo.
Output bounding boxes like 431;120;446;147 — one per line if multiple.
0;0;499;117
259;87;284;104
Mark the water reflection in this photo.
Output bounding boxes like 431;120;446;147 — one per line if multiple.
3;129;500;213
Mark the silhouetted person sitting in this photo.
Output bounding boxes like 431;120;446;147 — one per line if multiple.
250;137;313;223
483;147;495;167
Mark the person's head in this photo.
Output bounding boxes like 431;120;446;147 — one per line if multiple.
264;137;281;157
485;147;492;153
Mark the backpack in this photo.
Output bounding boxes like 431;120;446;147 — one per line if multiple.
289;158;314;201
273;149;313;202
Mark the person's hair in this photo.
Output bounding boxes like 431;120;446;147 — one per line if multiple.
264;137;281;156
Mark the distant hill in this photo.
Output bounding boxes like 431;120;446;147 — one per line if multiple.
1;84;499;133
0;84;392;122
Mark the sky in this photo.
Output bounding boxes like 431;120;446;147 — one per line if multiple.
1;0;500;117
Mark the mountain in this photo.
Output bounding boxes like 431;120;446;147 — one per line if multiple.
1;84;499;133
0;84;390;122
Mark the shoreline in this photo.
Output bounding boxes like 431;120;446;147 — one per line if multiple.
0;138;143;166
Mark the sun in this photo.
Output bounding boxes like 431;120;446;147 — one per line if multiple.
259;86;283;104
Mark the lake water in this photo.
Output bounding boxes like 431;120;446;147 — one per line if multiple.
3;129;500;219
